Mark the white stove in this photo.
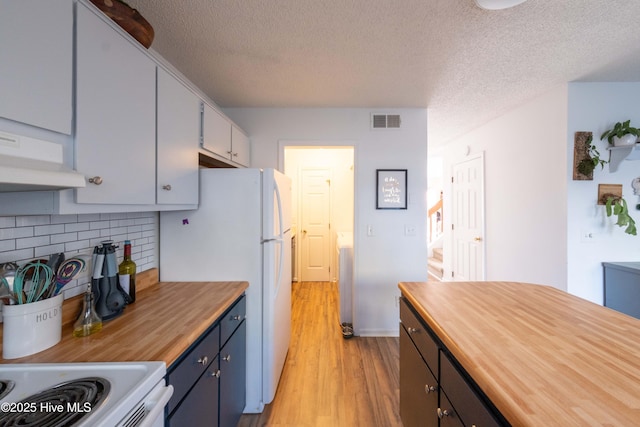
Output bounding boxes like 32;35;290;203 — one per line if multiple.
0;362;173;427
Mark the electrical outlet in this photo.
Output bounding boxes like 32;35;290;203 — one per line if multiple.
404;225;416;236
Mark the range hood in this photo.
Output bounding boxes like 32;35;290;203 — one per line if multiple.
0;131;86;192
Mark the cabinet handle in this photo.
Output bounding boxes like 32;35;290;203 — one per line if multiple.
88;176;103;185
408;327;418;334
223;354;231;362
162;184;172;191
424;384;437;394
437;408;451;419
197;356;208;365
233;152;238;157
227;150;233;155
210;369;221;378
231;315;241;321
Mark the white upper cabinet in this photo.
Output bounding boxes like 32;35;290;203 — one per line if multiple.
201;102;250;167
157;67;199;205
75;2;156;204
202;102;232;158
0;0;72;134
231;125;250;167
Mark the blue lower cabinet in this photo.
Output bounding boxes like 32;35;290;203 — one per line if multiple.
168;355;220;426
166;295;247;426
220;320;246;427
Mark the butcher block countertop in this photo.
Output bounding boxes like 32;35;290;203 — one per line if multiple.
0;269;248;367
399;281;640;427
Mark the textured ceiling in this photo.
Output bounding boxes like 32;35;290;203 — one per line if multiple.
126;0;640;146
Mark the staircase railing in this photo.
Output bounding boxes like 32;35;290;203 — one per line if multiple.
428;192;443;243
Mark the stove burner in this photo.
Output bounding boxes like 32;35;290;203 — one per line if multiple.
0;377;110;427
0;381;15;401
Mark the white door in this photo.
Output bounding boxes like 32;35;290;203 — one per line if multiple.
451;154;485;281
300;168;331;281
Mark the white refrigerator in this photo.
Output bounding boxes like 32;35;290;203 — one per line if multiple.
159;168;292;413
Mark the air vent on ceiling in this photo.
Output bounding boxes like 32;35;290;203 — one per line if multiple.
371;114;401;129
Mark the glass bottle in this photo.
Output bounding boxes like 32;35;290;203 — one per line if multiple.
119;240;137;303
73;285;103;337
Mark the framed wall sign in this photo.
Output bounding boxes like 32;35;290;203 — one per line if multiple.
376;169;407;209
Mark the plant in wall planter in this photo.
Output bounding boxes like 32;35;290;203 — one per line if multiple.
601;120;640;147
605;196;637;235
577;134;608;176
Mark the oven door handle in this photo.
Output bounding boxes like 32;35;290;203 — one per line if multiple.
137;384;174;427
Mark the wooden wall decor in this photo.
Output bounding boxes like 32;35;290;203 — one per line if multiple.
573;131;593;180
598;184;623;205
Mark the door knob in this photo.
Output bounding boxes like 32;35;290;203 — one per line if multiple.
88;176;103;185
474;236;482;242
302;230;307;234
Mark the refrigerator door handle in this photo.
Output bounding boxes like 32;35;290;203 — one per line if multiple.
274;180;285;240
273;181;285;295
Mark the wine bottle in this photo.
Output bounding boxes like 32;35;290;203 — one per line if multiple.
118;240;137;303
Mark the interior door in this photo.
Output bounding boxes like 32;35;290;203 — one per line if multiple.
451;154;485;281
300;168;331;281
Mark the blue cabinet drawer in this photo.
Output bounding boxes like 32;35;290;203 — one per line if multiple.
167;324;220;415
400;298;439;379
220;295;246;347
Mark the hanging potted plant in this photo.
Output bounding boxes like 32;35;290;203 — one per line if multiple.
605;196;637;236
601;120;640;147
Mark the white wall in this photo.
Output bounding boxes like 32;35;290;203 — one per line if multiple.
567;83;640;303
224;108;428;336
442;86;568;290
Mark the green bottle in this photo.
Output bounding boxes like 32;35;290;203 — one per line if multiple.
119;240;137;303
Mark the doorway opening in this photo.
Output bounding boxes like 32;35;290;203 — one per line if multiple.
282;145;355;286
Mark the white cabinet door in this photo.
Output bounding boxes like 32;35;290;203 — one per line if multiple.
0;0;72;134
231;125;250;167
157;68;199;205
75;3;156;204
202;103;232;159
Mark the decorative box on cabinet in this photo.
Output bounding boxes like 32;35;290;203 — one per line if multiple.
399;298;504;427
0;0;73;135
166;295;246;427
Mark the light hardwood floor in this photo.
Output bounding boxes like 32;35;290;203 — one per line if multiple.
237;281;402;427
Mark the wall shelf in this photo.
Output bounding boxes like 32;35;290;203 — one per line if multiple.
608;144;640;172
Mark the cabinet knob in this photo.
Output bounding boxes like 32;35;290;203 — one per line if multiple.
424;384;437;394
210;369;221;378
88;176;103;185
223;354;231;362
227;150;233;155
232;152;238;157
232;315;241;321
197;356;208;365
474;236;482;242
408;327;418;334
162;184;172;191
437;408;451;419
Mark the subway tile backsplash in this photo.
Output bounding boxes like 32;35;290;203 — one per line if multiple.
0;212;158;299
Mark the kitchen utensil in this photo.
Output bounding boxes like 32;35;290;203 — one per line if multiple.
13;261;54;304
0;278;16;303
92;241;127;321
51;257;87;296
47;252;64;272
0;262;18;292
